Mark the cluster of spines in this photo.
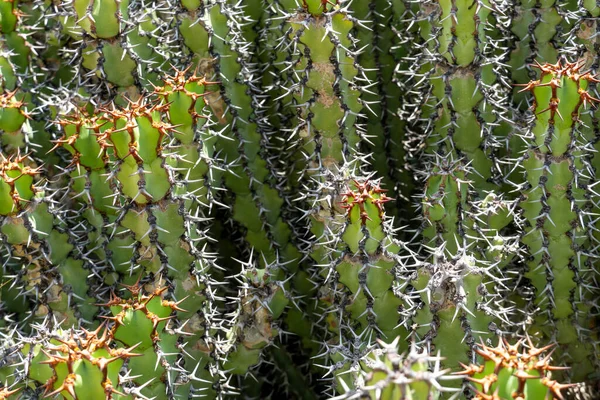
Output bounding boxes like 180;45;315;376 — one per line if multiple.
0;1;599;399
312;179;416;396
0;282;222;399
457;337;575;400
507;1;577;111
402;1;521;381
352;1;414;224
331;337;459;400
43;0;177;102
512;59;600;381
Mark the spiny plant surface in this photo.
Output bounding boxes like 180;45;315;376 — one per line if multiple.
0;0;599;399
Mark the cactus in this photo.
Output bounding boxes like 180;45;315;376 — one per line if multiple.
0;1;598;399
46;0;174;100
332;337;459;400
353;1;414;222
314;178;415;393
513;60;600;381
508;1;575;110
0;152;96;327
457;337;575;399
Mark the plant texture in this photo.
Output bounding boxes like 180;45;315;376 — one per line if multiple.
0;1;598;399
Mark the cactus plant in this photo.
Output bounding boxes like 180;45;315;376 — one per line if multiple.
457;337;575;400
513;59;600;381
0;1;598;399
332;337;459;400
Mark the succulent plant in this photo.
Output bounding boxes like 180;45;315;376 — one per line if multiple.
457;337;575;400
513;59;600;381
0;1;598;399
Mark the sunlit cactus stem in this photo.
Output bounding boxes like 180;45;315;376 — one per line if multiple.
515;59;600;381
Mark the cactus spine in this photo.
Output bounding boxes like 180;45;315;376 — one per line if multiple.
515;60;599;381
0;0;598;398
408;0;516;373
457;338;575;399
332;337;459;400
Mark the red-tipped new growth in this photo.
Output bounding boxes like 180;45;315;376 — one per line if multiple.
456;337;578;400
340;180;391;225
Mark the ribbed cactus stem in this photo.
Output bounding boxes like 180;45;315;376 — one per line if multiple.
414;0;510;194
50;0;173;100
176;0;302;271
354;0;413;221
51;93;226;392
414;157;516;373
508;1;571;109
409;0;516;374
313;179;415;394
516;60;599;381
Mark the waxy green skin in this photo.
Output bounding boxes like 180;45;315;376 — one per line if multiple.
518;63;598;381
175;3;307;387
262;3;413;389
0;286;198;399
0;86;93;327
416;0;505;194
502;1;578;186
508;1;572;110
55;102;224;396
303;180;416;396
413;182;516;372
177;1;301;270
410;0;515;375
0;1;59;164
570;2;600;352
56;0;173;100
267;0;364;346
457;339;571;400
0;0;598;398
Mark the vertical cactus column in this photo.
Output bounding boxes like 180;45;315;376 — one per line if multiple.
318;180;416;395
406;0;517;374
176;0;301;268
508;1;574;109
52;96;225;395
413;0;510;193
0;0;58;163
46;0;174;101
263;0;377;388
0;44;94;328
516;60;599;382
174;2;306;387
567;5;600;362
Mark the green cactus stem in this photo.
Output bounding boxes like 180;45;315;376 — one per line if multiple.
47;0;173;100
353;0;414;222
0;152;95;326
312;179;415;394
515;59;600;381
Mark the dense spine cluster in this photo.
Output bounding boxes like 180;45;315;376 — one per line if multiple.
318;180;414;394
457;338;574;400
514;60;600;381
332;337;458;400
